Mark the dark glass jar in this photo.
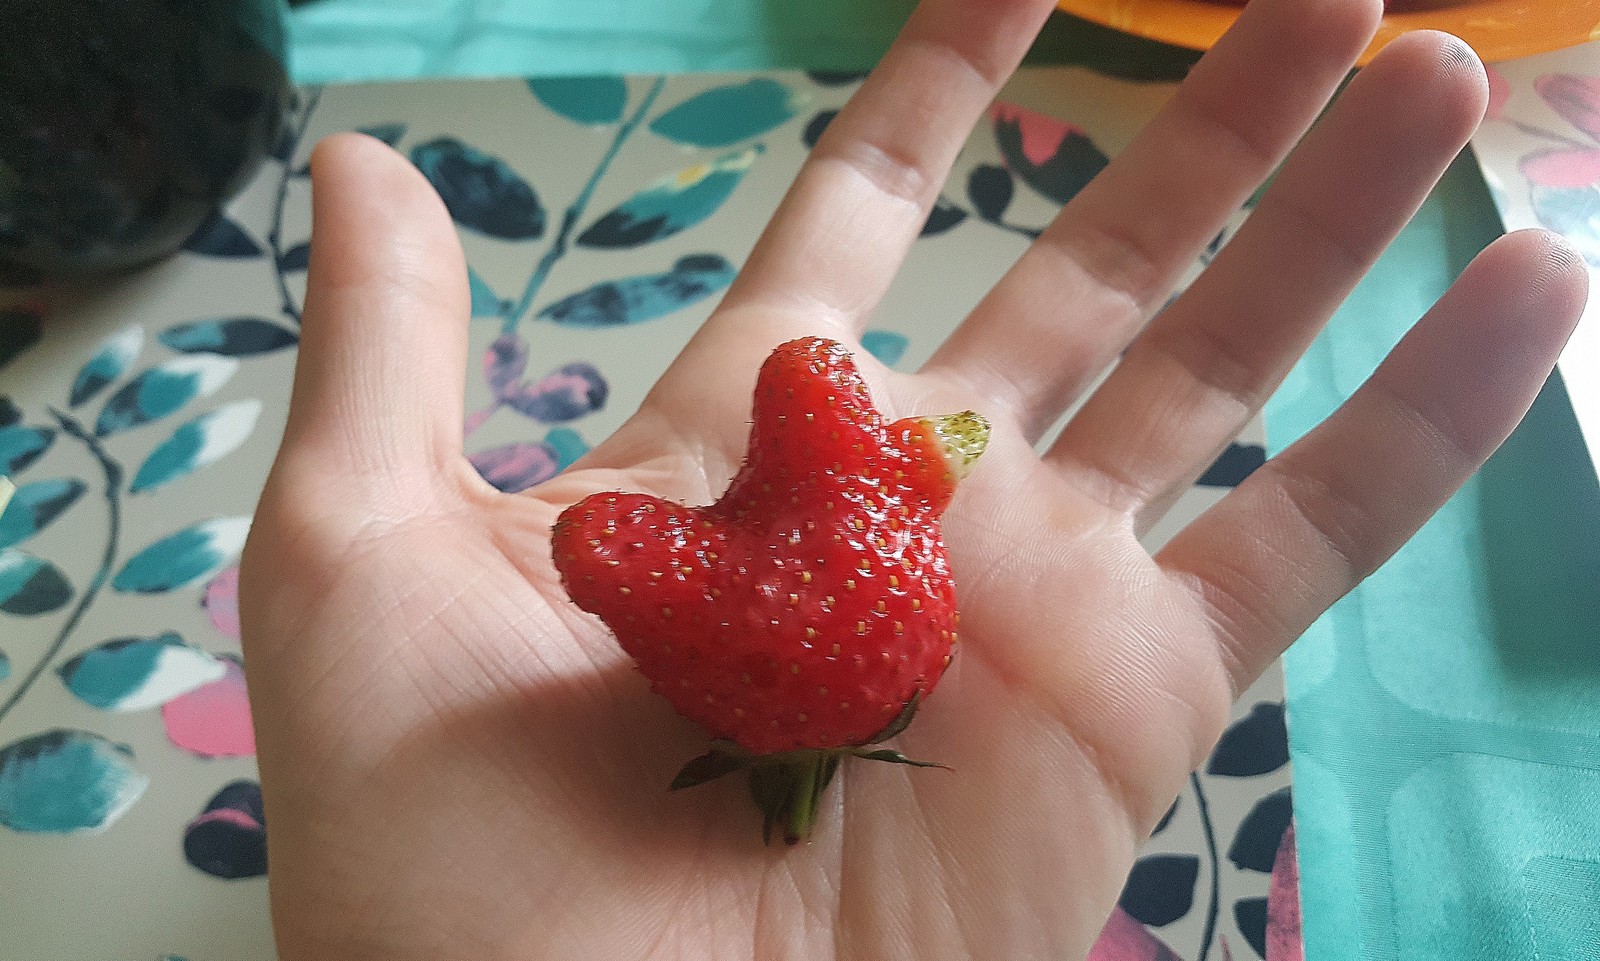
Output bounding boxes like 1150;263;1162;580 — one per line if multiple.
0;0;292;276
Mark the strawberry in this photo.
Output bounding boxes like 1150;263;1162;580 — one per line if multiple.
551;337;987;843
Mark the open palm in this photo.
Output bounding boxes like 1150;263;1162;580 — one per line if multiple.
239;0;1585;958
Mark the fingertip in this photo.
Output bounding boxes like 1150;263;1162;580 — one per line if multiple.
1484;228;1590;330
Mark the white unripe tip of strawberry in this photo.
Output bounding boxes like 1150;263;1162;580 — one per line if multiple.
919;411;990;480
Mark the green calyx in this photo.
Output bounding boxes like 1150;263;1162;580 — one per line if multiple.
919;411;989;480
670;693;946;845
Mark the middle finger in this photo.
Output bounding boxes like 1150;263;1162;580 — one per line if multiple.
922;0;1382;439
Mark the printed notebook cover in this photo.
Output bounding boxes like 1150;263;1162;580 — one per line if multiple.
0;69;1293;961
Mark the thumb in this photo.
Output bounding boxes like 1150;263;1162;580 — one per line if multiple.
278;132;469;493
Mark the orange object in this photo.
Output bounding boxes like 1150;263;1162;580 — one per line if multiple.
1057;0;1600;65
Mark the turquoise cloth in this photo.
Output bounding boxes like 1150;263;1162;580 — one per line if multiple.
284;4;1600;957
1271;154;1600;960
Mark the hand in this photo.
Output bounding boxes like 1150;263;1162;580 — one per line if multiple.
239;0;1586;957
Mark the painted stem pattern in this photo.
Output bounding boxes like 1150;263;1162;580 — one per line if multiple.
0;411;123;728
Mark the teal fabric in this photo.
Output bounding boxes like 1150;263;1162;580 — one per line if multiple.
285;2;1200;85
283;4;1600;956
1271;153;1600;961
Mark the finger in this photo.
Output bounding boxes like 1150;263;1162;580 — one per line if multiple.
1157;230;1587;692
1049;32;1489;520
281;132;470;482
712;0;1058;333
923;0;1383;439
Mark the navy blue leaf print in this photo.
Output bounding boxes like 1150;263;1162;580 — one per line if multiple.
357;123;407;147
161;319;298;357
410;138;545;241
278;242;311;273
0;550;73;616
96;357;238;436
0;396;18;427
0;478;86;549
1234;897;1269;957
1229;787;1293;873
0;309;43;372
968;164;1015;222
1207;702;1288;777
185;780;267;879
1198;443;1266;487
71;325;143;407
539;255;736;328
1152;796;1178;837
204;779;266;823
1118;854;1199;927
921;200;967;237
802;110;837;150
183;215;264;258
992;102;1108;206
0;426;54;474
484;334;528;398
807;70;869;86
504;363;608;423
528;77;628;125
469;443;560;494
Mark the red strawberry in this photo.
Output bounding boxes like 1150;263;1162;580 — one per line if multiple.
551;337;987;842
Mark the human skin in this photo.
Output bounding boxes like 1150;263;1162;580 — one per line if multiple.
239;0;1587;958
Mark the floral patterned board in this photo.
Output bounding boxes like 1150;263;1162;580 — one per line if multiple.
0;69;1296;961
1473;49;1600;477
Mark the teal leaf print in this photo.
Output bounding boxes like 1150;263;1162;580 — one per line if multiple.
184;214;264;258
469;267;505;318
0;396;18;427
0;648;9;683
861;331;910;368
539;254;736;327
0;425;55;474
650;79;807;148
160;318;298;357
113;517;251;594
578;147;761;249
410;138;546;241
358;122;407;147
278;242;311;273
543;427;590;471
131;401;262;494
0;478;86;549
0;729;149;833
95;356;238;437
0;309;43;372
70;324;143;407
58;632;225;711
528;76;628;125
0;549;72;615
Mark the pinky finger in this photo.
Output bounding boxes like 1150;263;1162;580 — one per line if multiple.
1157;230;1588;692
